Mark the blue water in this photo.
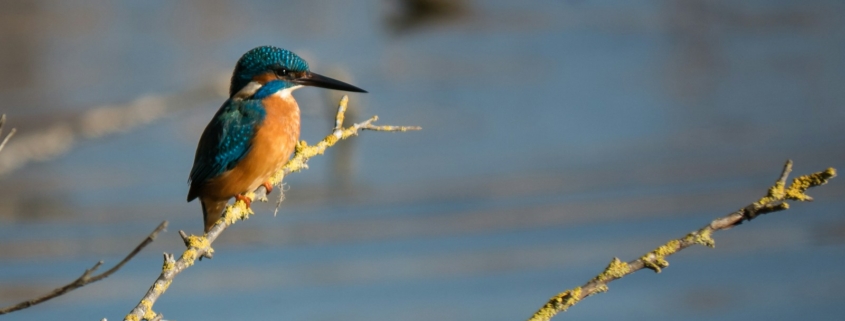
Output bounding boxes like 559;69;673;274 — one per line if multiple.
0;1;843;320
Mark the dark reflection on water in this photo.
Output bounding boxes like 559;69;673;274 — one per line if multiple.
0;1;843;320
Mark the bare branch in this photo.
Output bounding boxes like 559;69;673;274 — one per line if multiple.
124;96;419;321
0;114;17;153
0;77;227;176
0;221;168;315
527;160;836;321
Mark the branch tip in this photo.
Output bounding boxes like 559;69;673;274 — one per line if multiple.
82;261;105;279
178;230;190;246
0;113;16;153
785;167;837;202
334;95;349;130
777;159;794;186
150;221;168;240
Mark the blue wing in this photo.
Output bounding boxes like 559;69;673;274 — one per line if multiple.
187;98;266;201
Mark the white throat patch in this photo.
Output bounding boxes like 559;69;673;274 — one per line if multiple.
276;85;303;98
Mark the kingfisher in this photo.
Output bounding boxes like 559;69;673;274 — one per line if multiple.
188;46;366;233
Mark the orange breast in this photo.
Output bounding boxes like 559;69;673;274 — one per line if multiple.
198;93;301;201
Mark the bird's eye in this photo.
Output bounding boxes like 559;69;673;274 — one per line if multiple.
275;68;289;77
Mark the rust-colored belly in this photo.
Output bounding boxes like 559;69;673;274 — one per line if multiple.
199;93;300;201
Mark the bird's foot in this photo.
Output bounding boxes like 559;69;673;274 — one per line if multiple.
234;194;252;208
262;181;273;194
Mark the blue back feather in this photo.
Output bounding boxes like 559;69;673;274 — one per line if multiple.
188;98;266;197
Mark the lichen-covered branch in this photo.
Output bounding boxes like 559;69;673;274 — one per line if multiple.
528;160;836;321
0;221;167;315
124;96;420;321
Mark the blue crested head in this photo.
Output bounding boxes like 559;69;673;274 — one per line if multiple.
230;46;309;97
229;46;367;99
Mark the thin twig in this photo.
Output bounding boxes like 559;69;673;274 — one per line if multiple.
0;221;168;315
0;114;17;153
124;96;419;321
527;160;836;321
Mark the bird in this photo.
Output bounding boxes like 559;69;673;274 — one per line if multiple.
187;46;366;233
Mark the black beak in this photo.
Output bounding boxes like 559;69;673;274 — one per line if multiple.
293;72;367;93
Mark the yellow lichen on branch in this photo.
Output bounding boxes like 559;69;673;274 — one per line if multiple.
125;299;157;321
684;228;715;248
224;193;255;225
161;259;174;272
594;258;630;283
153;279;171;294
526;160;836;321
641;239;680;273
785;167;836;201
530;288;582;321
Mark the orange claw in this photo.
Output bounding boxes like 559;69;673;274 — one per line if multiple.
234;194;252;208
262;181;273;194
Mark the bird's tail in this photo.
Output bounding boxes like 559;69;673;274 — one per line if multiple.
201;198;228;233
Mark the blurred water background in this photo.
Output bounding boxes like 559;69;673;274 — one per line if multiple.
0;0;843;320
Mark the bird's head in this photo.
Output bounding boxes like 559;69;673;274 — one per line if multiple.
229;46;366;99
